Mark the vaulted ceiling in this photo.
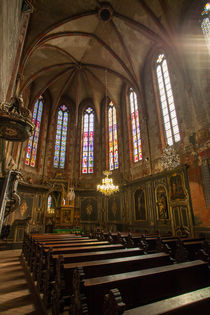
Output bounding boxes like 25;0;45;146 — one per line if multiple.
19;0;192;115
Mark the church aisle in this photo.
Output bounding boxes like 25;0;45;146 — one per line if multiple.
0;249;39;314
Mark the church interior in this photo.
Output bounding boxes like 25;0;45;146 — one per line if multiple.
0;0;210;314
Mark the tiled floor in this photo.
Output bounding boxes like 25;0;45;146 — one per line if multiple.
0;249;39;314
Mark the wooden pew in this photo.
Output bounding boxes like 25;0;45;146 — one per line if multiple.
52;248;144;264
41;241;110;248
28;239;96;273
44;244;124;256
64;252;171;279
73;260;209;315
31;241;112;281
156;237;206;262
104;286;210;315
52;252;172;314
35;244;123;289
23;233;90;267
43;248;144;306
35;238;96;244
182;240;205;261
41;244;127;306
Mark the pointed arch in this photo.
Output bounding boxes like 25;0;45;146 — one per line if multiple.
156;53;180;146
25;96;43;167
82;107;94;174
108;101;119;170
53;104;69;168
129;88;142;162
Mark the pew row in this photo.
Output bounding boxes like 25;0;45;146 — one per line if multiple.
52;252;172;314
103;286;210;315
72;260;209;315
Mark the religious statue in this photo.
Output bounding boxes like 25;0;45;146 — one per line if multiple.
156;186;169;220
86;203;93;216
134;188;146;220
8;96;23;115
19;200;28;217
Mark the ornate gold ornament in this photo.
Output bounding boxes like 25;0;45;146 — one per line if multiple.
0;97;34;141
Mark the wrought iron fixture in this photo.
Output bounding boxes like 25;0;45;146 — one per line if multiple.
97;170;119;196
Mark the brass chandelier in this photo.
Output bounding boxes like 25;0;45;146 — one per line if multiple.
97;171;119;196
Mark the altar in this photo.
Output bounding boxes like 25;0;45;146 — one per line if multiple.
46;179;80;229
54;201;80;228
55;205;74;226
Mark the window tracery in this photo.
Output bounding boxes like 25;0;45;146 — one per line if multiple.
25;96;43;167
82;107;94;174
108;101;118;170
129;88;142;162
156;54;180;146
53;105;69;169
201;2;210;53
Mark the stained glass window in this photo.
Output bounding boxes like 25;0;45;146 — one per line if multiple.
47;195;52;211
129;89;142;162
108;101;118;170
53;105;69;169
25;96;43;167
201;3;210;53
156;53;180;146
82;107;94;174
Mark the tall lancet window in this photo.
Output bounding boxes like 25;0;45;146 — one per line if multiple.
47;195;52;211
53;105;69;169
53;105;69;168
156;54;180;146
108;101;118;170
25;96;43;167
82;107;94;174
201;3;210;53
129;88;142;162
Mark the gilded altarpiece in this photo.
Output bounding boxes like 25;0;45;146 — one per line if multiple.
129;166;193;236
168;172;193;237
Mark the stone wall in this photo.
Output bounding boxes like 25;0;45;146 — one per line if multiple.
0;0;26;103
2;0;209;236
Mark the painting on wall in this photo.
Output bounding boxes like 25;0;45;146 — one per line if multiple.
169;174;186;200
108;196;121;222
156;185;169;220
134;188;146;221
14;194;33;221
81;198;97;221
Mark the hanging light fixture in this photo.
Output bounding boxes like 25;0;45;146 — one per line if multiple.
97;70;119;195
97;171;119;196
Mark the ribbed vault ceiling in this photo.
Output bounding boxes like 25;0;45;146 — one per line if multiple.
19;0;191;114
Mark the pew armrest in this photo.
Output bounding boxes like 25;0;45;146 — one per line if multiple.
103;288;126;315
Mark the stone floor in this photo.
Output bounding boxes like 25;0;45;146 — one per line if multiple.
0;249;40;314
